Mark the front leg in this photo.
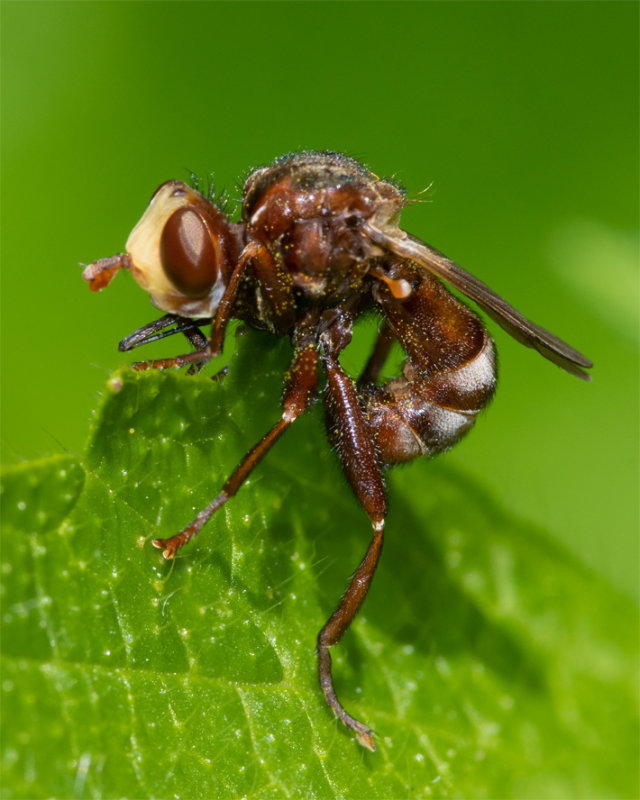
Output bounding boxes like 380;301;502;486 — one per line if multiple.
118;314;211;374
318;314;387;752
153;314;320;558
132;239;296;371
131;240;261;371
118;314;209;353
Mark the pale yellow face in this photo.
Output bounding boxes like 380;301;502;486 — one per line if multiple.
125;181;226;318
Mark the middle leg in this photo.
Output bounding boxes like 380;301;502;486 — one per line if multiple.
153;313;320;558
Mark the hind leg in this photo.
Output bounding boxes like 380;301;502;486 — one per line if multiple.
317;313;387;751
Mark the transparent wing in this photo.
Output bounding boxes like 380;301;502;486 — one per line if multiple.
365;223;593;381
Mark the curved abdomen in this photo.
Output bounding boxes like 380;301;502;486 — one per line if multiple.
362;262;497;464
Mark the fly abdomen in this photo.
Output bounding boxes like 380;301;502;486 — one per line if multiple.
361;326;496;465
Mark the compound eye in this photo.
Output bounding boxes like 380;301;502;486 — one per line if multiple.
160;206;218;298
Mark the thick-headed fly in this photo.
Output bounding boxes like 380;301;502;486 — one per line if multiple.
83;151;592;750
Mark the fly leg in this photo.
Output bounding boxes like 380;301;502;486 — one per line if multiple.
359;321;395;385
131;240;263;370
132;240;295;371
317;312;387;752
118;314;209;353
118;314;211;373
153;314;319;558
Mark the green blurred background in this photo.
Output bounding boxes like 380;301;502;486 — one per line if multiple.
2;2;638;601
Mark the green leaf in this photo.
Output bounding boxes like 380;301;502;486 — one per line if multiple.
2;329;637;799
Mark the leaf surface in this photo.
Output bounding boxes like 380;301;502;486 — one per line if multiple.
1;330;637;799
